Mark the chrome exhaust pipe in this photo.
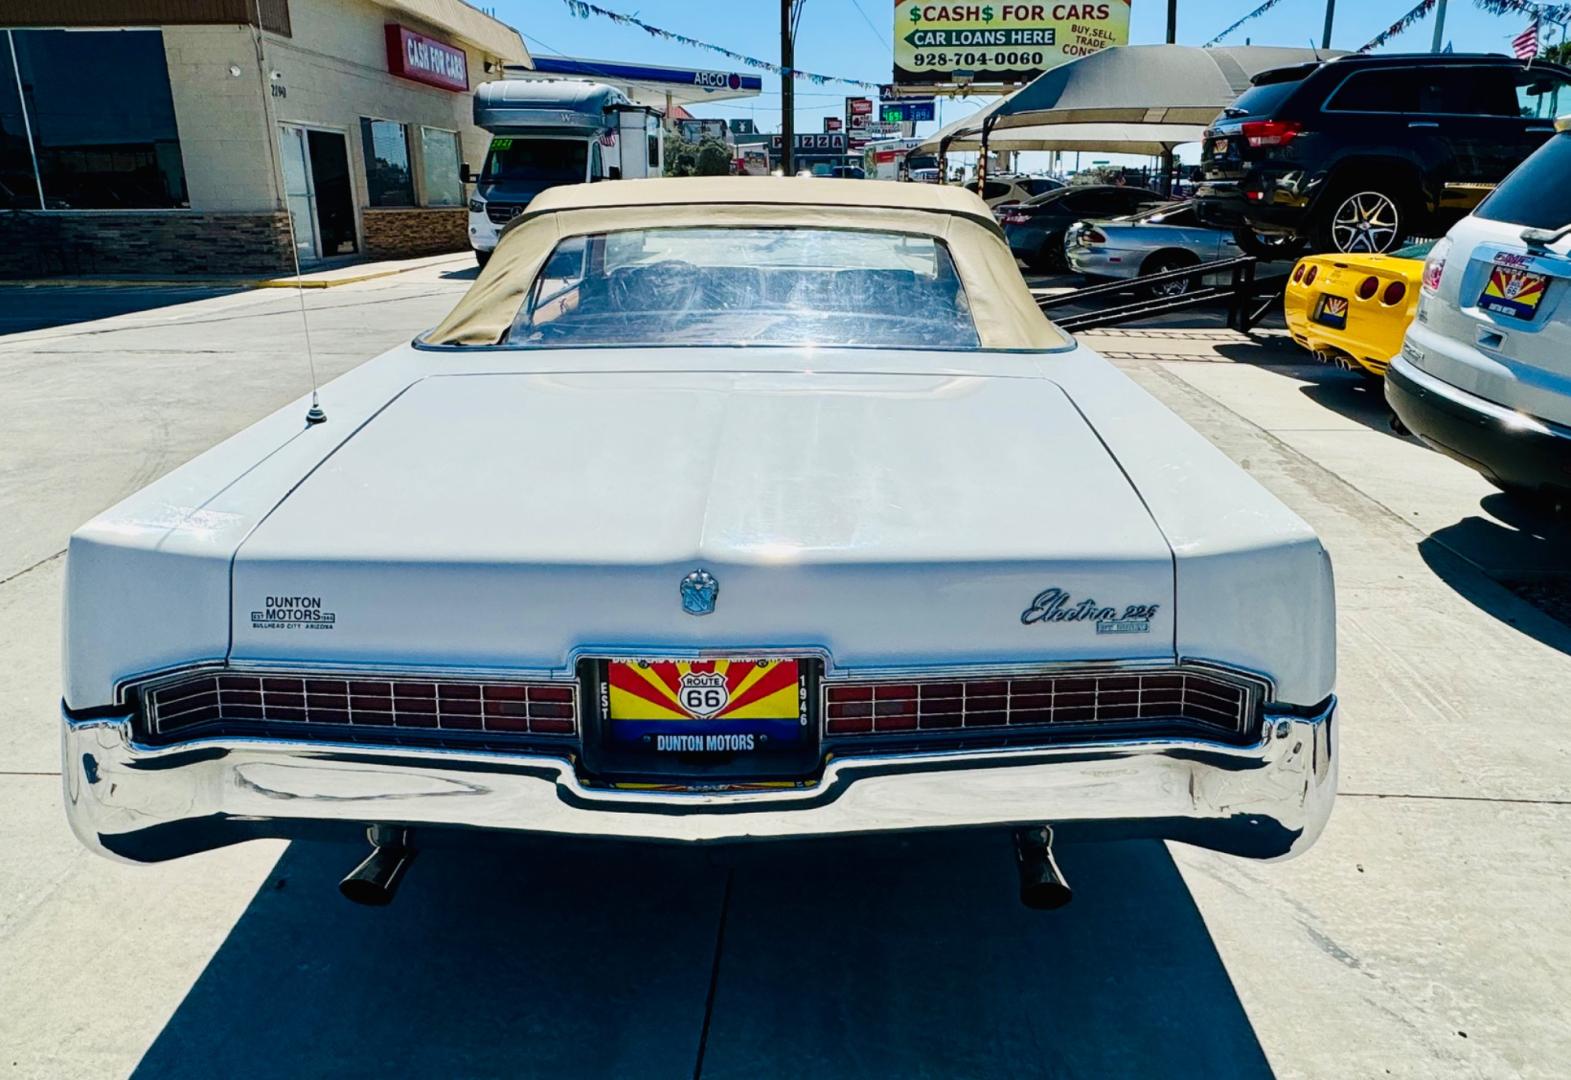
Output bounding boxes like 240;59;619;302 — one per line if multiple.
339;827;416;906
1013;825;1072;910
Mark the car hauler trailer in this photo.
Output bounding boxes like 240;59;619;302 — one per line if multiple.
465;80;663;265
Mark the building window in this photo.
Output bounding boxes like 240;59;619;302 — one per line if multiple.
360;118;414;207
1;36;36;209
2;28;188;210
418;126;461;206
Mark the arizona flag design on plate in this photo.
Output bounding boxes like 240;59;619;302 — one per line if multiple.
1315;294;1349;329
606;658;808;753
1480;265;1548;320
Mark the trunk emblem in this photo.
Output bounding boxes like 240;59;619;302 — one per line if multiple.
680;569;719;616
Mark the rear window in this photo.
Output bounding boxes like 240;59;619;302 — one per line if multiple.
507;227;980;350
1327;66;1521;116
1224;78;1305;118
1476;134;1571;230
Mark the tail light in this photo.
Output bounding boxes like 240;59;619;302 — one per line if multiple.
144;672;579;741
1383;280;1408;306
824;669;1259;739
1304;264;1318;286
1357;275;1380;300
1422;237;1452;293
1240;120;1302;148
1083;227;1108;244
1291;263;1305;283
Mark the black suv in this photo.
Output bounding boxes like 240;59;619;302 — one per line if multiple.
1196;53;1571;256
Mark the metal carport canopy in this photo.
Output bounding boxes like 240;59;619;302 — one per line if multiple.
926;44;1341;152
917;119;1207;156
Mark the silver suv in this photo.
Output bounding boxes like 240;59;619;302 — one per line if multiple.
1387;116;1571;507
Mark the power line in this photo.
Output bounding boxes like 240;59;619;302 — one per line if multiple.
847;0;894;55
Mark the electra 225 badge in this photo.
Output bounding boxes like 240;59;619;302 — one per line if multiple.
1020;587;1160;635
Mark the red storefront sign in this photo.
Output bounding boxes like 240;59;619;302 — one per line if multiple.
385;24;468;92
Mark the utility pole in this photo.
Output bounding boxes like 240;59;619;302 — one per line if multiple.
1430;0;1448;52
1321;0;1335;49
780;0;795;175
1160;0;1177;196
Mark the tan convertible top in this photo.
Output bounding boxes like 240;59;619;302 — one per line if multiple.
425;177;1068;349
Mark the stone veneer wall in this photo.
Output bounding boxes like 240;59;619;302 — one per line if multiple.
361;208;469;259
0;211;295;278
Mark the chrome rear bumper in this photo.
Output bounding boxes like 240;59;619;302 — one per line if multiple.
63;698;1335;862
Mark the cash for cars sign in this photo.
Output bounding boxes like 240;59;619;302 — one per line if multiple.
894;2;1130;87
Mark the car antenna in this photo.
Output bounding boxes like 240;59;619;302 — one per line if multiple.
1309;39;1321;61
286;218;327;426
248;0;325;426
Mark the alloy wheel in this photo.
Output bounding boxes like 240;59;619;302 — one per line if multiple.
1150;269;1193;298
1330;191;1401;253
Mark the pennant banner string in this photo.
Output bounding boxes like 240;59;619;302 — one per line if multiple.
1469;0;1571;24
1204;0;1295;47
1359;0;1438;51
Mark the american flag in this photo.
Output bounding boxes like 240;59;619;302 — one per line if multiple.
1513;18;1540;61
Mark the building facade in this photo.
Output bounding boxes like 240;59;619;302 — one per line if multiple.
0;0;528;276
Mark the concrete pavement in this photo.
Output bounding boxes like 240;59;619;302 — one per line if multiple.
2;266;1569;1078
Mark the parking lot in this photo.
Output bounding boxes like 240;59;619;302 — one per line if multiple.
3;258;1570;1078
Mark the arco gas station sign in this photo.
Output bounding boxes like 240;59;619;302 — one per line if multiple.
893;1;1130;87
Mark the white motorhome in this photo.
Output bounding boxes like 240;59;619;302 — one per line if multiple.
465;80;663;265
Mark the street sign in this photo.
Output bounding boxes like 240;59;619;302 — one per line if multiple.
892;2;1130;88
824;116;843;131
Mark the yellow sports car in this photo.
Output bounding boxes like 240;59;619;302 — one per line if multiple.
1283;243;1433;377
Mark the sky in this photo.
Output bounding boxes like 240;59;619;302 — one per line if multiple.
494;0;1565;168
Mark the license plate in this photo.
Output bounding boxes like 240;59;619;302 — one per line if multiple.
603;658;810;755
1478;265;1549;320
1314;294;1349;330
1212;138;1229;155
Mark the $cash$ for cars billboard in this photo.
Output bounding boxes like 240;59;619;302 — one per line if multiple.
894;2;1131;87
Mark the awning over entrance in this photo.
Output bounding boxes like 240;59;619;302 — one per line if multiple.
383;0;529;64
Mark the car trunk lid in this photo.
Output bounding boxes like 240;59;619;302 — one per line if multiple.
230;368;1176;672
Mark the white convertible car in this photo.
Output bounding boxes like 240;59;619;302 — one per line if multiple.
62;179;1336;907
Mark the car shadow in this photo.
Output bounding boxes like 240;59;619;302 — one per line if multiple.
441;266;480;281
131;831;1271;1079
1420;493;1571;649
1211;352;1404;438
1293;368;1403;438
0;284;243;336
